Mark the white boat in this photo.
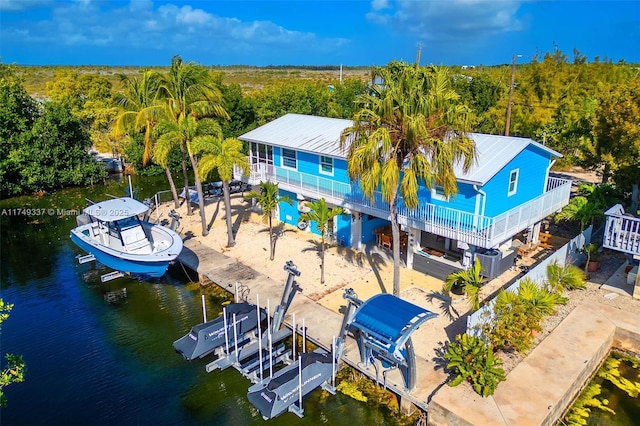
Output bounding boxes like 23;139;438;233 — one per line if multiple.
70;197;183;278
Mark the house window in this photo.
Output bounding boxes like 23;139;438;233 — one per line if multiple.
432;184;448;201
250;143;273;166
282;148;297;169
319;156;333;175
508;169;519;196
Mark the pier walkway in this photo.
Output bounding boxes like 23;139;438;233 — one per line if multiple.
178;238;447;413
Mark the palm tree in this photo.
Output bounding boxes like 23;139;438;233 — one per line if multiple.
517;278;567;318
193;131;250;247
546;261;586;291
156;55;229;224
554;183;620;231
113;71;180;208
154;115;221;236
444;258;485;311
299;198;345;284
341;61;476;296
244;181;292;260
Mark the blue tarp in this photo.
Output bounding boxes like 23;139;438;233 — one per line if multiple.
351;294;435;344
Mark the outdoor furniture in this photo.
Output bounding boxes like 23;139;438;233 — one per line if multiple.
380;234;392;250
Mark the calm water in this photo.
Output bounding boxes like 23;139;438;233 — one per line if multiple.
0;175;389;426
587;356;640;425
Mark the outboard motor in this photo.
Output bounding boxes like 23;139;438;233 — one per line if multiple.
168;209;181;231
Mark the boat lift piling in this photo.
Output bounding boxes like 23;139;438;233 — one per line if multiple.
257;295;263;382
202;262;300;378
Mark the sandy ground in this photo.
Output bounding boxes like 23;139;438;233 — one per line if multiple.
162;184;640;372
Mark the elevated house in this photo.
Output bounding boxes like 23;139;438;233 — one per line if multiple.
238;114;572;280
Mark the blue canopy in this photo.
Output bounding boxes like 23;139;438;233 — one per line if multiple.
351;294;437;348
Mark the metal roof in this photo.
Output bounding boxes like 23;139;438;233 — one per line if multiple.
456;133;562;185
239;114;562;185
240;113;352;158
84;197;148;222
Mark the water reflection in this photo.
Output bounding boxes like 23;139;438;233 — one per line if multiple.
0;175;390;425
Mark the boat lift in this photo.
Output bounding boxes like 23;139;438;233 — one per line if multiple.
336;288;438;392
203;260;301;379
76;254;126;282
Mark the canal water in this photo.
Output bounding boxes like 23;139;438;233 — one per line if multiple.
0;175;389;425
586;354;640;425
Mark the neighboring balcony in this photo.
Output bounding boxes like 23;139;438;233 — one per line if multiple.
603;204;640;255
239;163;572;249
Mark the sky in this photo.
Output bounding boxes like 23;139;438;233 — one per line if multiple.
0;0;638;67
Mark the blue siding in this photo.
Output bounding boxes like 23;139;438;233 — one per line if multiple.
274;147;350;184
336;213;352;246
270;141;553;225
361;215;389;244
482;145;550;217
278;189;300;226
410;182;478;215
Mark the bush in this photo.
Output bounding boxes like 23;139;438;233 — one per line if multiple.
547;261;587;291
484;289;542;353
444;333;505;397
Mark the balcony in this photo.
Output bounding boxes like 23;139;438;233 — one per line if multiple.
602;204;640;255
239;163;572;249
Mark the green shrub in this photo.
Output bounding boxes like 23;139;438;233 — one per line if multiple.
547;261;587;291
518;278;567;317
484;290;542;353
444;333;505;397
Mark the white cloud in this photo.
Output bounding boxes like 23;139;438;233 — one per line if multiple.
370;0;389;12
1;0;347;59
0;0;50;11
367;0;525;41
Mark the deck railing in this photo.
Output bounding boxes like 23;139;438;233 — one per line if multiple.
602;204;640;255
241;163;572;248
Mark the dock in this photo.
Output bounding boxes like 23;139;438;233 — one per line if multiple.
178;238;447;414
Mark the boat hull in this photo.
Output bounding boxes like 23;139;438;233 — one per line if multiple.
173;303;266;360
70;232;172;278
247;350;333;419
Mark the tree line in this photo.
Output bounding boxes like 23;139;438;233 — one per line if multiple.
2;47;638;209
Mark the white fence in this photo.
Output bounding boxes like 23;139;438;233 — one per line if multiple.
466;225;593;337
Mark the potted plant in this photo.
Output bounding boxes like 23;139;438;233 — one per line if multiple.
444;258;485;311
582;243;600;273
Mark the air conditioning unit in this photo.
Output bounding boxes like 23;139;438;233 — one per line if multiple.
475;249;502;279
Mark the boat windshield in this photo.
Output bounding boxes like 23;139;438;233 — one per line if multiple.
117;216;141;231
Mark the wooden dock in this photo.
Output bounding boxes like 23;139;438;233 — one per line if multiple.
178;238;447;414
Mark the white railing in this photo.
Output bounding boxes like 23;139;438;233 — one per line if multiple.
603;204;640;255
245;164;572;248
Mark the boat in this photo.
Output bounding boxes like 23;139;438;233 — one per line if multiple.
70;197;183;278
246;349;334;420
173;302;266;361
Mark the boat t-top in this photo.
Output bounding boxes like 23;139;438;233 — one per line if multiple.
70;197;183;278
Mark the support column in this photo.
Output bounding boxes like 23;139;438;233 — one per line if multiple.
406;228;420;269
531;222;541;243
399;396;417;416
633;263;640;300
350;212;363;250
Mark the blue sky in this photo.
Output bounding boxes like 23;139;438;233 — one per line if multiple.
1;0;638;67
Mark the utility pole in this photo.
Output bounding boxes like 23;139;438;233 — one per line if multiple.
505;54;520;136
